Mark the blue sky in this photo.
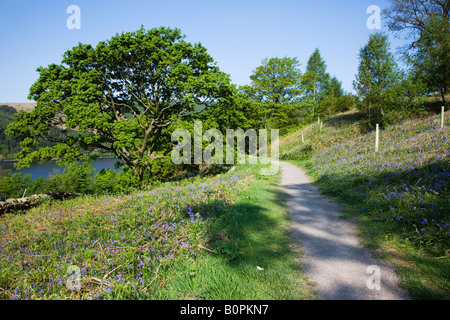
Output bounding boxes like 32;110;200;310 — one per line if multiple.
0;0;407;102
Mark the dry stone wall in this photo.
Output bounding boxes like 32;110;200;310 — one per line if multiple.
0;192;78;216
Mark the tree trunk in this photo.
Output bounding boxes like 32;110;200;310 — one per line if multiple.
132;163;144;182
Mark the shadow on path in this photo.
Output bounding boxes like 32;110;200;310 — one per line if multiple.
278;161;411;300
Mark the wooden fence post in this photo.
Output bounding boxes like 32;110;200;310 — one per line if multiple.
441;106;445;128
375;124;379;153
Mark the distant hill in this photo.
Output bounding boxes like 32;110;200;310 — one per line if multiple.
0;103;36;113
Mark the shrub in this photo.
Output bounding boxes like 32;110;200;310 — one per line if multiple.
94;169;118;194
60;162;95;194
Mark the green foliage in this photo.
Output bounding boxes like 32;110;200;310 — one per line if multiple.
353;32;399;121
246;57;304;130
0;173;31;199
315;93;358;119
60;162;95;194
301;49;348;121
0;105;78;161
326;76;344;98
0;175;18;199
0;166;11;181
206;90;263;131
405;14;450;106
6;27;234;181
148;158;177;183
94;169;118;194
28;176;50;195
169;116;221;168
113;167;140;193
384;0;449;106
0;105;21;160
304;48;331;104
249;57;303;105
0;161;142;200
382;71;428;120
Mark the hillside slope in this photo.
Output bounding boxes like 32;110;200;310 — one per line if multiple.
0;163;313;300
280;109;450;299
0;103;36;113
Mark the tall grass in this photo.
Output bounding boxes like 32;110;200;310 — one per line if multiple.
0;163;312;300
0;169;248;299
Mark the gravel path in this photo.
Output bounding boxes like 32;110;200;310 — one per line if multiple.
279;161;411;300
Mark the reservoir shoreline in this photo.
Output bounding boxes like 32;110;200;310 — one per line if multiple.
0;158;123;180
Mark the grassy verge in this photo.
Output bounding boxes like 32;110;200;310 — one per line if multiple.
155;167;312;300
0;163;312;300
283;111;449;300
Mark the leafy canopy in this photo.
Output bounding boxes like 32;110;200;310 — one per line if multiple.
383;0;449;47
405;14;450;106
353;32;399;119
304;48;330;102
6;27;234;180
383;0;449;106
246;57;304;128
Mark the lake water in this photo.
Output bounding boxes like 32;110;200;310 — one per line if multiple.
0;158;123;180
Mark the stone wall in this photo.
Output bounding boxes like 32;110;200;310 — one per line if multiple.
0;192;78;216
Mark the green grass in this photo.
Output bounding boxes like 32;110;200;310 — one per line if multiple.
282;109;450;300
149;173;312;300
0;163;312;300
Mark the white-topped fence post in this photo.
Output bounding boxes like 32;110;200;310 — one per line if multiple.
375;124;379;153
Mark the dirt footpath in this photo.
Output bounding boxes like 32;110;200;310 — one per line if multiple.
278;161;411;300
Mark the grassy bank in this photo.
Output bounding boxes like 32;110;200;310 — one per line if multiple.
0;163;312;300
281;110;449;299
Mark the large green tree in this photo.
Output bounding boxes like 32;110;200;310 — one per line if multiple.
383;0;449;49
247;56;303;128
353;33;399;120
405;14;450;106
383;0;450;106
303;48;331;116
6;27;234;181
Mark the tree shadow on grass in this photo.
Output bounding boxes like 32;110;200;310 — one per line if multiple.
323;110;372;132
275;174;413;300
191;189;295;267
188;181;313;299
310;158;449;252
